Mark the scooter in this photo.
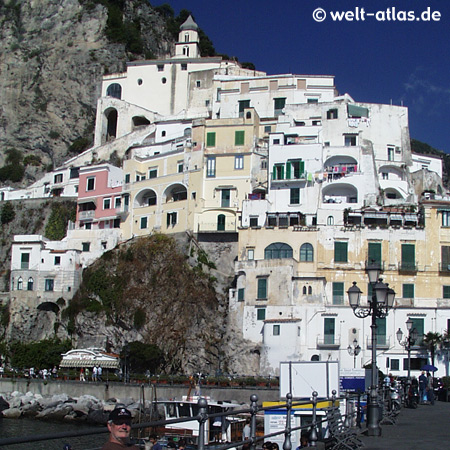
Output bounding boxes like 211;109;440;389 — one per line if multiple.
389;383;402;412
405;383;419;408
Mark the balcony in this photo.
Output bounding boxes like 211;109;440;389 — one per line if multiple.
79;210;95;220
317;336;341;349
439;263;450;274
398;262;417;273
367;336;390;349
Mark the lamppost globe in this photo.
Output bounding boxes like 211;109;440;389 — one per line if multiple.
348;282;362;309
406;318;414;331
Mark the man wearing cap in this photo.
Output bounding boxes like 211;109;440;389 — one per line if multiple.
102;407;138;449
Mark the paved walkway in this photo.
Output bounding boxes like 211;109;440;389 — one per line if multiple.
359;400;450;449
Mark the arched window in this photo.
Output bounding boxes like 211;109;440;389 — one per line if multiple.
300;243;314;262
106;83;122;99
308;286;312;295
264;242;293;259
327;216;334;225
303;286;307;295
27;277;34;291
17;277;23;290
217;214;225;231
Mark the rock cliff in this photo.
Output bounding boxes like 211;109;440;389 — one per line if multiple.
0;0;172;183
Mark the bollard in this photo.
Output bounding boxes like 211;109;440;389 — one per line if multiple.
343;392;351;428
250;394;258;450
282;393;292;450
197;397;208;450
331;389;337;408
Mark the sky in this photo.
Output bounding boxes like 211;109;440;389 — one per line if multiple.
158;0;450;153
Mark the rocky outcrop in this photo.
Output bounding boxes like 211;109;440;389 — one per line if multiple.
0;0;173;182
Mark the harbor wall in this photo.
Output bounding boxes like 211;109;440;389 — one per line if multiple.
0;378;280;404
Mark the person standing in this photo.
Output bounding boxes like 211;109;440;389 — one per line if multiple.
98;365;103;381
149;434;161;450
80;368;85;382
427;372;435;405
93;365;98;382
102;407;138;449
419;371;427;404
243;417;251;441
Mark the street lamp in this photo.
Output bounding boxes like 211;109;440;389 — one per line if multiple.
347;265;395;437
347;338;361;368
396;318;419;380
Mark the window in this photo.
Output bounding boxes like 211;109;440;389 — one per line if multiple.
27;277;34;291
181;63;187;71
239;100;250;117
235;155;244;170
178;161;184;173
344;135;357;146
387;147;395;161
410;318;424;344
382;172;388;180
45;279;54;292
327;216;334;225
148;167;158;179
368;242;382;266
274;98;286;116
221;189;230;207
264;125;271;133
264;243;293;259
140;217;148;229
137;78;143;85
54;174;63;183
102;241;107;250
327;109;338;119
401;243;415;270
308;286;312;295
106;83;122;99
303;286;307;295
217;214;225;231
376;318;387;345
332;282;344;305
442;211;450;227
257;277;268;299
196;80;201;88
21;253;30;269
273;325;280;336
235;130;245;146
206;156;216;177
238;288;245;301
300;243;314;262
307;98;318;104
82;242;90;252
287;160;305;179
247;248;254;260
54;256;61;265
167;212;177;227
402;284;415;298
249;217;258;227
334;241;348;263
125;173;130;183
206;132;216;147
157;64;164;71
290;188;300;205
114;197;121;208
257;308;266;321
17;277;23;290
103;198;111;209
273;164;284;180
443;285;450;299
390;359;400;371
86;177;95;191
162;77;167;84
324;318;335;344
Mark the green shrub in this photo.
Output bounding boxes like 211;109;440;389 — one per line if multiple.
1;202;15;225
68;137;90;154
44;201;76;240
23;154;42;166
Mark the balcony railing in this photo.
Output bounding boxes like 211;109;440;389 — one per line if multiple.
78;210;95;220
398;262;417;272
367;336;390;349
317;336;341;348
439;263;450;273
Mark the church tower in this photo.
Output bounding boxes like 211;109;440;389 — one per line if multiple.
175;15;200;58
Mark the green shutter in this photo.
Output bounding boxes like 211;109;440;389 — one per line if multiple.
332;282;344;305
335;242;348;262
368;242;382;265
257;278;267;299
410;318;424;344
206;132;216;147
299;160;305;176
376;318;386;345
273;165;277;180
257;308;266;320
443;286;450;299
402;244;415;269
238;288;245;301
442;246;450;265
324;318;335;335
235;130;245;146
274;98;286;109
286;162;291;179
402;284;414;298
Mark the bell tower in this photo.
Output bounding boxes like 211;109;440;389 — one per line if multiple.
175;15;200;58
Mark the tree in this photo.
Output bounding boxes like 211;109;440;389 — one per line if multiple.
423;332;443;369
1;201;15;225
122;341;163;374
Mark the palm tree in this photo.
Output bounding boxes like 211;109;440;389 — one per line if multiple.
422;332;443;369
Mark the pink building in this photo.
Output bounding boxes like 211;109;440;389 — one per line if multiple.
76;164;123;230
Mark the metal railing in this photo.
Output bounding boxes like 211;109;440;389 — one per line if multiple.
0;391;370;449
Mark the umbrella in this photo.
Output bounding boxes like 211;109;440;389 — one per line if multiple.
421;364;438;372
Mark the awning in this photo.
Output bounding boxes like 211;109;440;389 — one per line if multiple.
404;214;418;222
364;212;387;219
59;359;119;369
348;104;369;118
390;214;403;221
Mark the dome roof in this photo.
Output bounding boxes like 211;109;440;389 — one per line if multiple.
180;15;199;31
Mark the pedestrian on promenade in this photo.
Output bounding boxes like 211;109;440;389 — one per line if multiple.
93;365;98;382
149;434;161;450
419;371;427;404
102;407;138;449
79;368;85;382
243;417;251;441
98;365;103;381
427;371;435;405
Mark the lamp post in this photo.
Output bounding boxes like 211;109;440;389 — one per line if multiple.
442;336;450;378
347;338;361;369
347;263;395;437
396;318;419;380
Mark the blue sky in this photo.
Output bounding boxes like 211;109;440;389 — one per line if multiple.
160;0;450;153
